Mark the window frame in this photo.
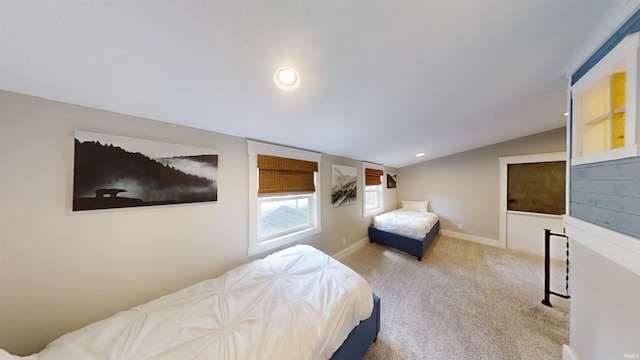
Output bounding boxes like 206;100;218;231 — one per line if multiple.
362;162;385;217
257;193;313;241
570;32;640;165
248;141;322;256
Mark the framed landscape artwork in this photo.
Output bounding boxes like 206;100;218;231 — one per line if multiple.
73;131;218;211
331;164;357;207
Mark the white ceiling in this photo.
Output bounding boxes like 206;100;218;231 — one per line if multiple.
2;1;639;168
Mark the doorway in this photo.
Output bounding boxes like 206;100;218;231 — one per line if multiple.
499;152;567;260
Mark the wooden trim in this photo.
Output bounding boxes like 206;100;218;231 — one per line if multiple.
564;215;640;276
332;237;368;261
498;152;567;249
571;8;640;85
562;345;578;360
247;140;322;257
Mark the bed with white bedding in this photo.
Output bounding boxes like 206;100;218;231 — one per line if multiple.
369;200;440;261
1;245;379;360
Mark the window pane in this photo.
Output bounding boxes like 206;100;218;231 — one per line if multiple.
365;186;379;210
260;197;310;238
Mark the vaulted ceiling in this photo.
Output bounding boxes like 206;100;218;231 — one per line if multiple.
2;1;638;167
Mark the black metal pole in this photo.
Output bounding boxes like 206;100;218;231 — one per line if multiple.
542;229;552;307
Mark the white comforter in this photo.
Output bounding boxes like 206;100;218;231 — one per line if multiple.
6;245;373;360
373;209;439;239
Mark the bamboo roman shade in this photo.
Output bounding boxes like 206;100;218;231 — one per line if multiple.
257;154;318;195
365;168;384;186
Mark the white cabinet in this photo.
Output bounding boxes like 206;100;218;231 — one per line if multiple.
571;32;640;165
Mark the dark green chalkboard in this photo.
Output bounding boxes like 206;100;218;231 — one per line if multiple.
507;161;565;215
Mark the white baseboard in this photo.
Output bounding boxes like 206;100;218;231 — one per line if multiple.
440;229;502;248
563;345;578;360
333;237;368;261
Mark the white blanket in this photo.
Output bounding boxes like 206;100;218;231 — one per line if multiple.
373;209;439;239
6;245;373;360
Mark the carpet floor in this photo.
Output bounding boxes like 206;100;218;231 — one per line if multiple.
340;235;570;360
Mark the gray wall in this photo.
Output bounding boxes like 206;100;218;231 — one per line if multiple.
0;90;396;355
398;127;566;241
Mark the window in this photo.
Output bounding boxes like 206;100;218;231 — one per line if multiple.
248;141;322;256
570;32;640;165
363;162;384;216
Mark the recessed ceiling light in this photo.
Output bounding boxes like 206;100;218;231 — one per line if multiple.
564;112;569;116
416;153;426;157
278;69;296;85
274;67;300;90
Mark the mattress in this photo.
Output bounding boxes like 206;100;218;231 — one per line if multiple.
5;245;373;360
373;208;439;239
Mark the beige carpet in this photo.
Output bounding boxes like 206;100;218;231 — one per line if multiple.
340;235;570;360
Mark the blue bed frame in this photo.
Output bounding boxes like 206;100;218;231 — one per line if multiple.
330;293;380;360
368;220;440;261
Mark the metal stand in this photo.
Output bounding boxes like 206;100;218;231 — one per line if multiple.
542;228;570;307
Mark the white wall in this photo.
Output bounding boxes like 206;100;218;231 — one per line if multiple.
567;240;640;360
398;128;566;242
0;90;396;355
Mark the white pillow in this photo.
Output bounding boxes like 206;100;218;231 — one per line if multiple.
401;200;429;213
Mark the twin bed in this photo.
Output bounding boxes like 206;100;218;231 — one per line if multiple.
368;200;440;261
2;245;380;360
3;201;436;359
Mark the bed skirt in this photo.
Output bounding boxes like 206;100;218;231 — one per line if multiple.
331;293;380;359
368;220;440;261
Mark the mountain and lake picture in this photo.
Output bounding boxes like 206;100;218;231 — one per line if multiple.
73;131;218;211
331;164;357;207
